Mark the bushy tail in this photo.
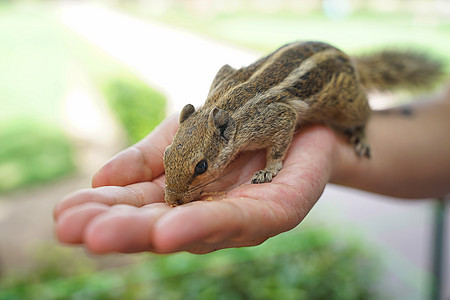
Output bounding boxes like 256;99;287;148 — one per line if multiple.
354;50;444;91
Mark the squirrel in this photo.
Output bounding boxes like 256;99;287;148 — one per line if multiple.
162;41;443;206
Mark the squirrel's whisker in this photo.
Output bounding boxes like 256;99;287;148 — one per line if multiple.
188;167;235;195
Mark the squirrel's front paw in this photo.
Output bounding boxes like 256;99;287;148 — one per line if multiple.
251;160;283;184
251;170;275;184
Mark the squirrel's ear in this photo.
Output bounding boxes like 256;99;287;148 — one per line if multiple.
208;64;236;96
209;107;235;142
179;104;195;123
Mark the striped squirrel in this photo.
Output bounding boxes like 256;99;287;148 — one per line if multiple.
163;41;442;206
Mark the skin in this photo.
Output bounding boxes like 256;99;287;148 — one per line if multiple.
54;85;450;254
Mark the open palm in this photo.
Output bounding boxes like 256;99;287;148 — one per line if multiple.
54;115;338;254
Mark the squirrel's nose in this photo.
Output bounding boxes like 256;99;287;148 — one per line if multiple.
168;198;182;207
164;188;183;206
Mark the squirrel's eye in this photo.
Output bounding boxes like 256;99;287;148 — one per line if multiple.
194;159;208;176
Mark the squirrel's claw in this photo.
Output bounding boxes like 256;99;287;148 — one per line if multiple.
354;140;371;159
346;127;371;159
251;160;283;184
251;170;275;184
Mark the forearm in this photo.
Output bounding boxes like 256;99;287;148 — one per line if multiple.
332;86;450;199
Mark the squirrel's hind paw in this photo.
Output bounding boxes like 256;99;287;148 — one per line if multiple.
354;139;371;158
345;127;371;159
349;134;371;158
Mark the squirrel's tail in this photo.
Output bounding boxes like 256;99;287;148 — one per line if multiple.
354;50;444;91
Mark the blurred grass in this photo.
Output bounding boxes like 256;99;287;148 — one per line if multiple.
0;225;382;300
0;4;75;193
0;119;75;192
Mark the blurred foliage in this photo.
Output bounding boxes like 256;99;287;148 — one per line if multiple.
0;119;75;193
0;226;383;300
101;75;166;145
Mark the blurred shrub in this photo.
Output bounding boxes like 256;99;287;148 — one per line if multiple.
0;226;382;300
0;244;96;289
101;74;166;145
145;226;381;300
0;119;75;193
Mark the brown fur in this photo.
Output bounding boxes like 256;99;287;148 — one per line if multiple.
163;41;443;206
355;50;443;91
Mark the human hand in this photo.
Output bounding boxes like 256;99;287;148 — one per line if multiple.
54;115;340;254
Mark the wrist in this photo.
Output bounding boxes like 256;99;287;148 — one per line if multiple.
328;130;364;187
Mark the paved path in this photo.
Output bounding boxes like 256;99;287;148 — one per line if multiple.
59;3;259;115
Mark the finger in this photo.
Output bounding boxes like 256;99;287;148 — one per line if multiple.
92;114;179;188
53;181;165;220
84;203;170;254
153;200;248;253
274;125;336;196
152;189;299;253
56;202;109;244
